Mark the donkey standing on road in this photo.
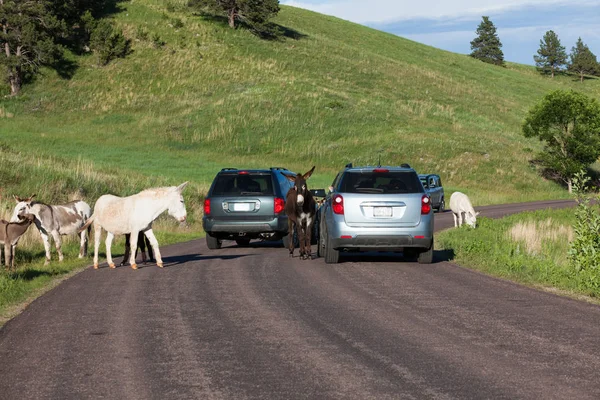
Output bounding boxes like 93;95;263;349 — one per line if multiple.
11;195;91;265
284;166;316;260
79;183;188;269
1;213;36;270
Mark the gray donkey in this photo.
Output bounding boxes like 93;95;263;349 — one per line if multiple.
0;213;36;271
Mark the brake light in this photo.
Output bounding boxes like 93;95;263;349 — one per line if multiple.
421;195;431;215
373;168;389;173
274;197;285;214
238;171;249;175
333;194;344;215
204;198;211;215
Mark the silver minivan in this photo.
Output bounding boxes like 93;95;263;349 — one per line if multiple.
318;164;434;264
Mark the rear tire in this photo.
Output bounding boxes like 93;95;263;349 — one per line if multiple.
437;198;445;213
235;238;251;247
417;239;434;264
206;234;222;250
324;226;340;264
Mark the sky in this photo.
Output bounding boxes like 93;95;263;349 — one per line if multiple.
280;0;600;65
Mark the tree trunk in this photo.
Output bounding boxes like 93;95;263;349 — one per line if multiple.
567;178;572;194
8;67;21;96
551;66;554;79
228;8;236;28
580;72;584;83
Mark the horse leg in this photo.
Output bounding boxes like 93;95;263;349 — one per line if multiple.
93;223;102;269
143;229;163;267
41;231;52;265
121;233;131;266
78;228;87;258
128;231;140;269
106;232;116;268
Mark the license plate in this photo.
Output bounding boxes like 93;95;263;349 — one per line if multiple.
232;202;252;211
373;207;392;217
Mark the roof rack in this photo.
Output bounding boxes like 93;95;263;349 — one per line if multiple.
345;163;353;169
400;163;411;168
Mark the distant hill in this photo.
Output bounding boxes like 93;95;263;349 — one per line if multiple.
1;0;599;208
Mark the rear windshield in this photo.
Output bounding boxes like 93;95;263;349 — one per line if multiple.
211;173;274;196
339;171;424;194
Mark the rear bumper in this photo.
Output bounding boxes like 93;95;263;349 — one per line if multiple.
327;214;434;250
203;215;288;235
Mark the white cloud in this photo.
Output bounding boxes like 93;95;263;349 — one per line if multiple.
281;0;600;24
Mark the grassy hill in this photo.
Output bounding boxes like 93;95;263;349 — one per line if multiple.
2;0;600;215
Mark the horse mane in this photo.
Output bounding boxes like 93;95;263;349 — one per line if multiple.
137;186;177;198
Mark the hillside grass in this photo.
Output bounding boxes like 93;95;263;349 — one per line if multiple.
437;209;600;299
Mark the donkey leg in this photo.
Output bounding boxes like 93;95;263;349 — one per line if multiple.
121;233;131;266
41;232;52;265
138;232;147;264
146;235;154;261
93;223;102;269
287;219;295;257
51;230;64;262
128;231;140;269
106;232;116;268
143;229;163;267
299;221;307;259
78;229;87;258
305;221;313;260
4;243;10;271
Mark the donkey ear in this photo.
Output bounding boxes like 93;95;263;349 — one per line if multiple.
176;182;189;192
475;212;480;216
303;166;316;180
282;173;296;182
29;194;36;201
14;195;21;203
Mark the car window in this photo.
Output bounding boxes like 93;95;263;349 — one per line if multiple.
419;176;428;188
212;173;274;196
340;171;424;194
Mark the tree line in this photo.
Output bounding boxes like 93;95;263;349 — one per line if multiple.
470;16;599;82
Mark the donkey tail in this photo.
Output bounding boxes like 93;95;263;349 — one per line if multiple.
78;214;95;234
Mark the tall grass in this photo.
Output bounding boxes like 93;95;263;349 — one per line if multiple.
437;209;600;299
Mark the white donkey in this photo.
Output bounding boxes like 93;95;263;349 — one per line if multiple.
79;183;188;269
11;195;91;264
449;192;479;228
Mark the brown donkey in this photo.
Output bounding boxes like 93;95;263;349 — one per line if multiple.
283;166;316;260
0;213;36;271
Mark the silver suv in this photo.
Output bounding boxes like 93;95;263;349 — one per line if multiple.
318;164;434;264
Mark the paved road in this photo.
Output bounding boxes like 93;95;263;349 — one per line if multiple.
4;199;599;400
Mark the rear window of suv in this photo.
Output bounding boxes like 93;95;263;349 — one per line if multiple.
339;171;424;194
211;173;274;196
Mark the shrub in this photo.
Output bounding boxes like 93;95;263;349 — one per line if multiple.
90;20;131;66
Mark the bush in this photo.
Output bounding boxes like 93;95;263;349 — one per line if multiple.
568;171;600;288
90;20;131;66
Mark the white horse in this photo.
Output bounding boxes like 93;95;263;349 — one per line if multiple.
449;192;479;228
79;183;188;269
10;195;91;264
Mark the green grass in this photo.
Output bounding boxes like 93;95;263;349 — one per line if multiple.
437;209;600;299
1;1;600;317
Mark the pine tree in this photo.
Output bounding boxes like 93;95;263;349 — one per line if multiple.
568;38;598;83
470;16;504;66
189;0;280;34
0;0;64;95
534;30;567;78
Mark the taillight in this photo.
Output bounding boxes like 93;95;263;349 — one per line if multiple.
333;194;344;215
373;168;389;173
421;195;431;215
274;197;285;214
204;198;211;215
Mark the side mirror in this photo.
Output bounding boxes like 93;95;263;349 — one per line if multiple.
310;188;327;198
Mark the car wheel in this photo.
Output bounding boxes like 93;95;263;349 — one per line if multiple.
403;248;418;261
438;198;445;213
206;234;222;250
324;226;340;264
235;238;251;247
417;239;434;264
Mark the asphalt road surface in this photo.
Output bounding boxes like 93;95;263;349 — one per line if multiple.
4;199;599;400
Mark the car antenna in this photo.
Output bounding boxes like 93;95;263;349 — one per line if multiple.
377;148;384;167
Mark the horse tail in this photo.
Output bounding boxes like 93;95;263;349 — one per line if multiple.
78;214;95;234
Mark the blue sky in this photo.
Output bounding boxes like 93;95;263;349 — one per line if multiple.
281;0;600;65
